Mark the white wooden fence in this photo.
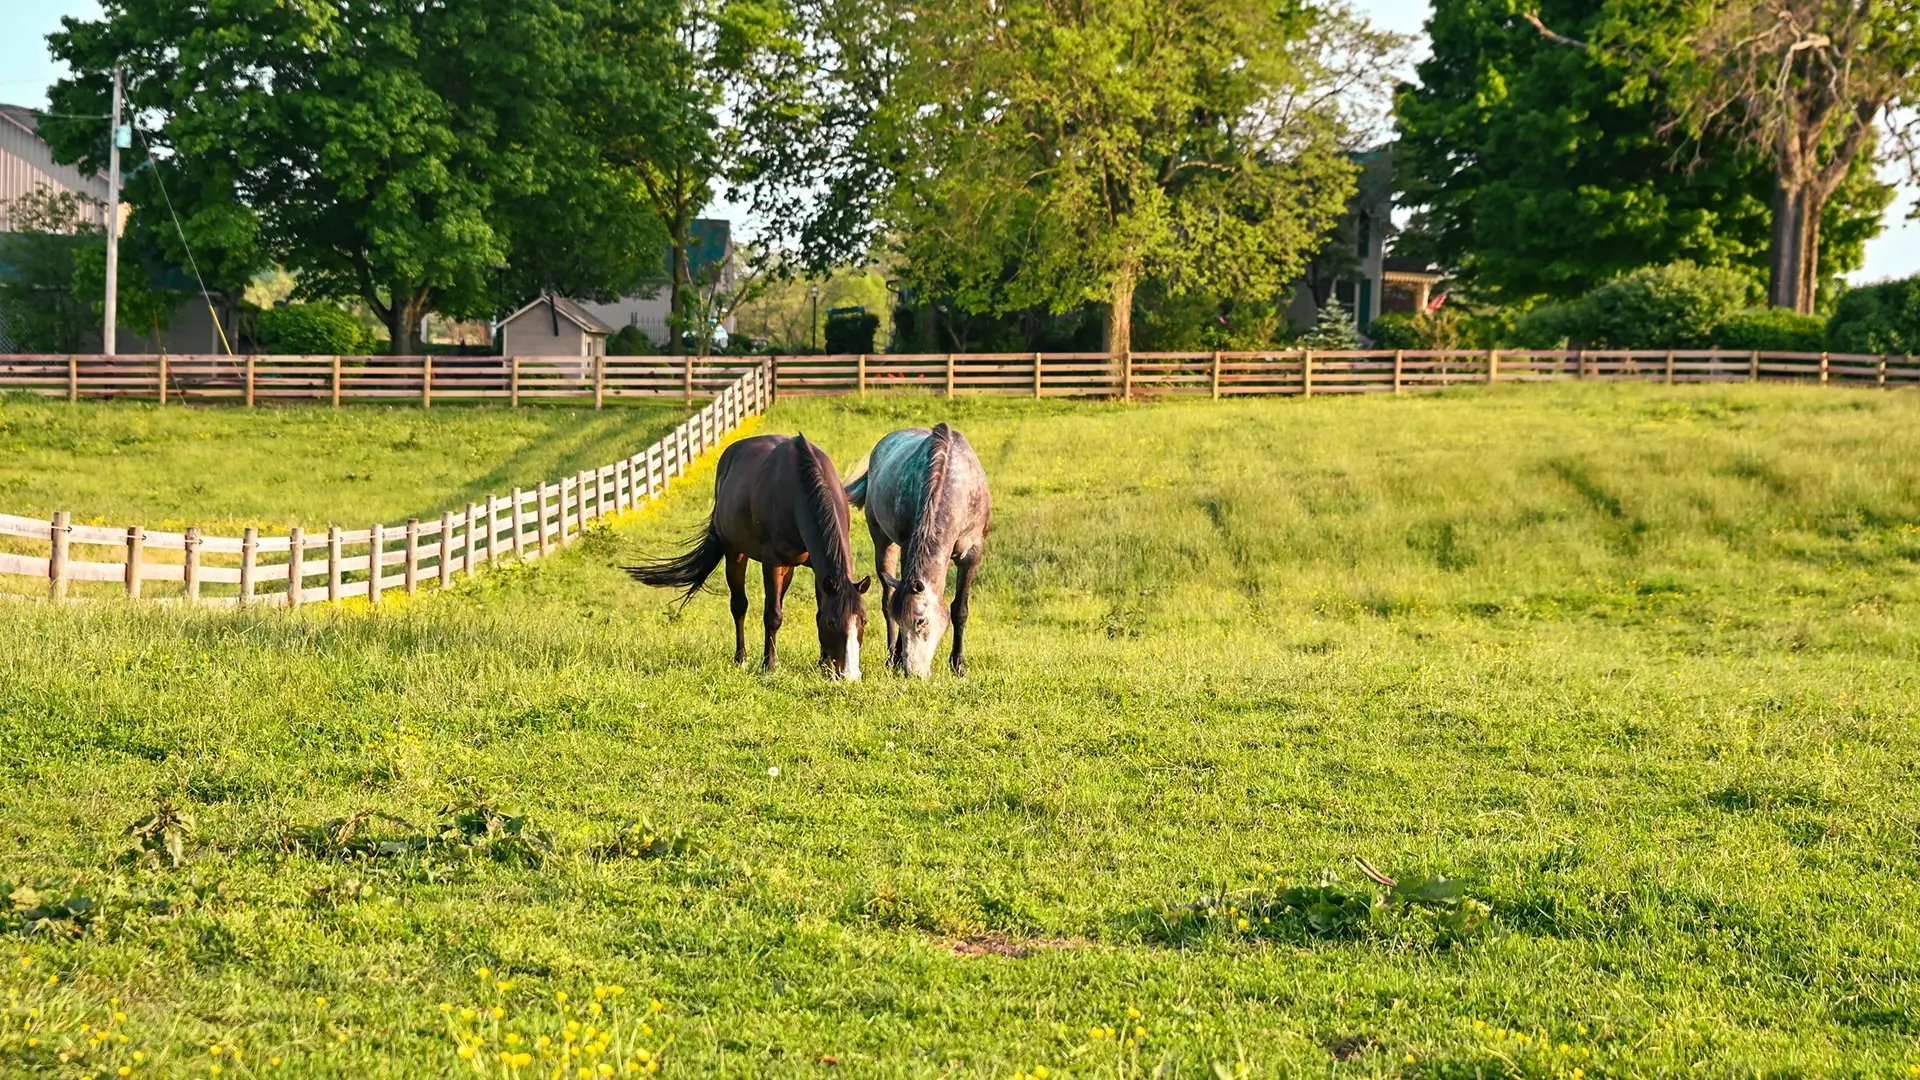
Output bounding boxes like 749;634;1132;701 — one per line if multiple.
0;362;771;605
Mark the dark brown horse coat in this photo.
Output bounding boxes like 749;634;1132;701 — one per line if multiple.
626;433;869;677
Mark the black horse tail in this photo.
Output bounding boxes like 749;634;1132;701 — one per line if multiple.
844;469;870;509
623;517;725;605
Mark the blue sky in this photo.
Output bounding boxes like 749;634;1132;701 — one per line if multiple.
3;0;1914;282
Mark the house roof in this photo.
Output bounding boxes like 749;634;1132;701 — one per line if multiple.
500;294;615;336
0;104;41;139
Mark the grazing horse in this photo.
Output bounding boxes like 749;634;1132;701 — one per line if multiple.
625;433;870;678
845;423;991;677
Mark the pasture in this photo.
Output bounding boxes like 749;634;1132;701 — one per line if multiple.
2;383;1917;1078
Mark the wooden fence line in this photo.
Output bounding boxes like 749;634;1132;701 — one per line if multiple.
1;348;1916;405
0;362;773;606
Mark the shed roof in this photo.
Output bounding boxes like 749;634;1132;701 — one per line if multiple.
500;294;616;336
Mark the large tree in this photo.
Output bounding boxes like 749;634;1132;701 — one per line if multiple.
586;0;800;353
1394;0;1890;305
46;0;663;354
1592;0;1920;313
879;0;1390;354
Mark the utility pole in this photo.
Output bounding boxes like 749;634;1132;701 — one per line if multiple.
103;65;124;356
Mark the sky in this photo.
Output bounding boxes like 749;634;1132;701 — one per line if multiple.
3;0;1915;283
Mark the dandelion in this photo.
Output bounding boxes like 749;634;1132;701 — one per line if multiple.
557;992;570;1003
496;981;516;992
211;1045;224;1057
210;1068;222;1077
441;1003;454;1013
1405;1054;1416;1063
492;1007;506;1019
477;967;492;980
114;1012;127;1022
132;1052;143;1062
767;766;780;778
270;1057;282;1066
315;996;328;1008
1126;1006;1141;1020
1134;1026;1147;1040
458;1046;476;1060
1237;918;1249;930
119;1069;132;1077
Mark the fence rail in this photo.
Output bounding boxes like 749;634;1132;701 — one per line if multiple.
1;347;1911;606
0;362;772;606
0;349;1912;405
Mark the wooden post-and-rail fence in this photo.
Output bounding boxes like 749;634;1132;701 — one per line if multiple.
0;363;773;606
1;348;1914;405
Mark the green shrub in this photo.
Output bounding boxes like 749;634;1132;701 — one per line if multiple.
1366;308;1482;350
1576;262;1754;348
1511;301;1584;349
605;325;653;355
1827;276;1920;355
257;303;377;355
1714;308;1828;352
823;312;880;354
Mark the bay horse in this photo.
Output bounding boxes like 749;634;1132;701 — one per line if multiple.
845;423;991;677
625;433;870;678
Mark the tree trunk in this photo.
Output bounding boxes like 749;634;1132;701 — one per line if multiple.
386;287;429;355
1105;271;1136;354
1769;179;1823;315
667;234;689;355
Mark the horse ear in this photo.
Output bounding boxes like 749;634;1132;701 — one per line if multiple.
855;575;871;595
879;570;899;591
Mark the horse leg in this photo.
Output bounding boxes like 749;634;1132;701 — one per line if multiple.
726;553;750;666
949;554;980;676
762;562;793;671
869;518;901;664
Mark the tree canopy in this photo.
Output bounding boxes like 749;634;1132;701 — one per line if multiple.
1394;0;1891;307
45;0;668;354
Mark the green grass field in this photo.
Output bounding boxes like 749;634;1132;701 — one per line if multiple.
3;383;1918;1078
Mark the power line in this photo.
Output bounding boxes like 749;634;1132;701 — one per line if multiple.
135;126;235;357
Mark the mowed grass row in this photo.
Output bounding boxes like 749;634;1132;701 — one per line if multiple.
1;384;1917;1078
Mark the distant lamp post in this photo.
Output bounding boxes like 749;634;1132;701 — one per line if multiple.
810;283;820;354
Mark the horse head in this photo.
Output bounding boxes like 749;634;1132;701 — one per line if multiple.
880;570;948;678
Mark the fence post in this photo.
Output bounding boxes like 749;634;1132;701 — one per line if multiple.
1880;355;1889;390
67;355;78;403
1486;349;1498;384
240;526;258;603
287;526;304;609
331;355;342;407
405;519;420;595
439;512;454;586
511;356;522;407
1302;349;1314;398
124;525;144;599
536;486;551;556
1577;349;1588;380
326;526;341;602
594;354;605;410
366;524;382;605
184;526;202;603
422;355;433;409
946;353;957;399
1820;351;1830;385
685;355;695;405
1210;350;1222;401
1749;350;1760;383
858;353;868;396
1392;349;1404;395
1120;351;1132;400
245;354;257;407
615;460;629;512
158;354;169;405
465;503;480;576
49;511;70;602
559;480;573;546
1664;350;1675;385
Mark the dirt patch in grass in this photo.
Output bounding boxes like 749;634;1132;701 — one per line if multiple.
947;933;1080;958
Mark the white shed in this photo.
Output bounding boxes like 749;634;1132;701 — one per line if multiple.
499;295;614;359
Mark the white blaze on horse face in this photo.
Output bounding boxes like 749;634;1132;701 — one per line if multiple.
842;617;862;681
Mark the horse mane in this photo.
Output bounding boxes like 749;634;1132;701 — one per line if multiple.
792;433;853;588
905;423;955;579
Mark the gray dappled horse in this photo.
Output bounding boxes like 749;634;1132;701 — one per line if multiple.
845;423;992;677
625;433;870;679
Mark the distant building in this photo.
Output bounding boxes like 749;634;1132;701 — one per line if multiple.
498;294;613;362
1;102;237;354
1287;146;1446;336
0;104;113;232
577;219;735;349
